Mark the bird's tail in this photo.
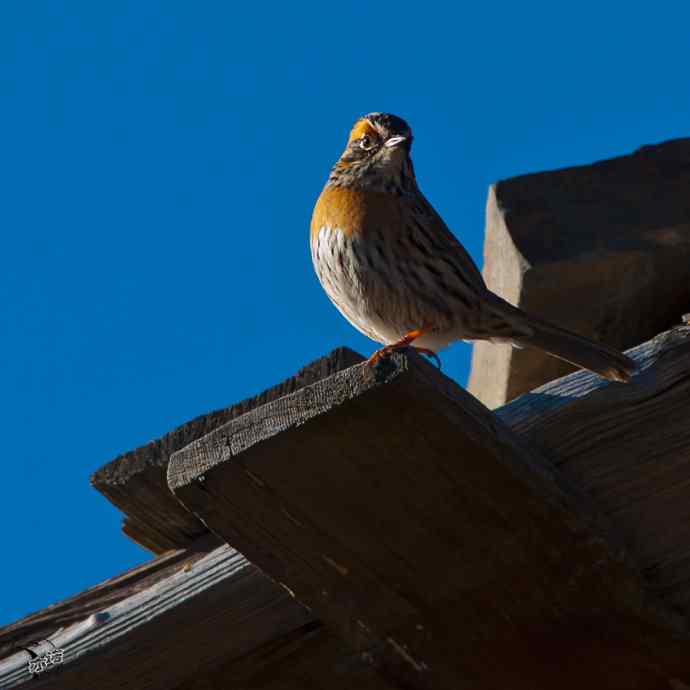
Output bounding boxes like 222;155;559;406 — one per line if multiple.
512;313;636;382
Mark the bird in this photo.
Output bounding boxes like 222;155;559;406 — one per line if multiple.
310;112;636;383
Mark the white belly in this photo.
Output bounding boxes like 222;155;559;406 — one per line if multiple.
311;226;390;343
311;225;458;350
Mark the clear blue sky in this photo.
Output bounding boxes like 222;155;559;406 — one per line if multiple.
1;1;688;626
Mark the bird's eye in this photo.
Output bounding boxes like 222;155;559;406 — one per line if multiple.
359;135;375;150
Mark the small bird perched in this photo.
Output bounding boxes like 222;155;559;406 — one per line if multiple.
310;112;635;382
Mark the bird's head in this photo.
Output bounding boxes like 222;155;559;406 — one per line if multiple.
328;112;416;194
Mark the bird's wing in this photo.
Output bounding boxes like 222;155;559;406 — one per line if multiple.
412;193;535;337
414;193;487;292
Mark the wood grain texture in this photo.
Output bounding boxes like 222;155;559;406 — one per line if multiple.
498;324;690;616
0;539;394;690
168;348;690;689
0;544;319;690
0;534;219;660
469;138;690;407
91;347;364;553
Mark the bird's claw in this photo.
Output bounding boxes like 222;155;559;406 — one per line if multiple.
367;344;442;370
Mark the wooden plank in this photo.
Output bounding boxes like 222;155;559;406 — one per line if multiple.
0;537;395;690
468;138;690;407
497;324;690;615
0;534;219;660
168;348;690;689
0;544;319;690
91;347;364;553
12;327;689;689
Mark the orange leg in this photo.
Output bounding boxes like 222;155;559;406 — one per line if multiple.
368;329;442;369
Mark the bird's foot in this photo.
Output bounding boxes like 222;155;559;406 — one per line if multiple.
368;329;440;369
368;330;423;366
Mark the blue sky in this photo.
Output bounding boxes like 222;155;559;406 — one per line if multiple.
1;1;688;626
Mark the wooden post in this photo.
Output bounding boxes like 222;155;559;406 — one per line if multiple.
469;138;690;407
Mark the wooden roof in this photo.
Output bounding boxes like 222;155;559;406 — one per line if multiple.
4;326;690;688
90;347;363;553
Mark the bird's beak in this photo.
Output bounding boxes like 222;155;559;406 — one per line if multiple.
384;135;408;148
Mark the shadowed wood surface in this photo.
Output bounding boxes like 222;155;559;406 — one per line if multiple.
469;138;690;408
498;324;690;616
0;540;398;690
91;347;364;553
168;346;690;689
179;623;400;690
6;329;690;688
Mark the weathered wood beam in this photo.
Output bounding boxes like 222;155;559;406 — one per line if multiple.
0;540;396;690
20;325;686;689
168;346;690;689
0;533;219;660
469;138;690;407
38;324;685;689
0;543;315;690
91;347;363;553
498;324;690;616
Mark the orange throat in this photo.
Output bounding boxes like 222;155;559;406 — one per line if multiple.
310;186;402;243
